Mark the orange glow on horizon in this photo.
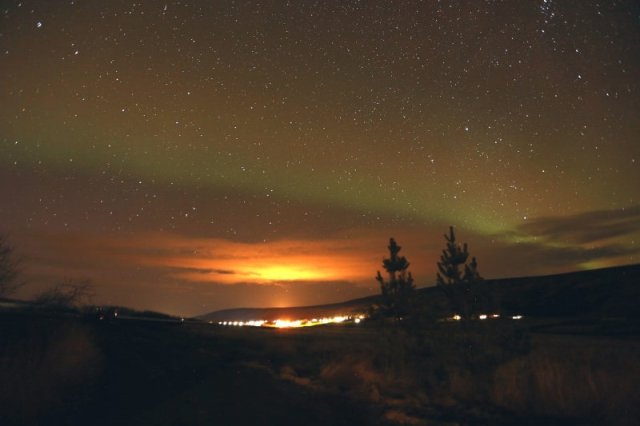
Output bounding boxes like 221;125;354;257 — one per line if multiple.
34;229;437;290
166;252;365;284
129;232;394;285
254;264;329;281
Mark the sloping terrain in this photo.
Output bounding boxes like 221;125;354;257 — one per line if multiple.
199;295;377;322
200;264;640;322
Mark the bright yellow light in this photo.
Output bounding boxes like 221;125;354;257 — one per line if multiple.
274;319;303;328
254;265;327;281
217;314;365;328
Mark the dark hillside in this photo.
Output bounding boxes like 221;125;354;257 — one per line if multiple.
201;264;640;322
199;296;377;322
485;263;640;318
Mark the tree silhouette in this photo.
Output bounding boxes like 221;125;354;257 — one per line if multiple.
376;238;415;319
436;226;469;286
436;226;483;319
34;278;94;309
463;256;482;284
0;234;23;297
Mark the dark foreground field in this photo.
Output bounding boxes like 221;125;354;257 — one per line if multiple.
1;311;639;426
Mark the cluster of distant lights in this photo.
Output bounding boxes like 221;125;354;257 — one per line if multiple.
214;315;365;328
213;313;524;328
448;313;523;321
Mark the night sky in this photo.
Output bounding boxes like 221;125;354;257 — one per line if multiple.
1;1;639;316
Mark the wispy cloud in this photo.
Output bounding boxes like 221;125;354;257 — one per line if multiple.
517;205;640;245
19;230;391;286
479;206;640;275
170;267;237;276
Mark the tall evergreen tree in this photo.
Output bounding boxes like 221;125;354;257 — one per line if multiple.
436;227;483;319
436;226;469;286
463;256;482;284
376;238;415;319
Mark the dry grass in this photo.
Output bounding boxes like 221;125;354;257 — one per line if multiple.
318;354;385;401
3;314;638;425
493;338;640;425
234;322;640;425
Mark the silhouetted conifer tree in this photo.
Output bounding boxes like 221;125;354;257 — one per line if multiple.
376;238;415;319
436;227;483;319
436;227;469;286
463;256;482;284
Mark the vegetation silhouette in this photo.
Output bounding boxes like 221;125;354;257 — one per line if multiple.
375;238;415;320
33;278;95;309
436;226;484;320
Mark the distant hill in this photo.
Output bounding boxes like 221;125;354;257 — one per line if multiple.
0;298;183;322
481;263;640;318
198;295;377;322
199;263;640;322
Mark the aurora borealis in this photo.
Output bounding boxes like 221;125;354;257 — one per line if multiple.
1;1;639;316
